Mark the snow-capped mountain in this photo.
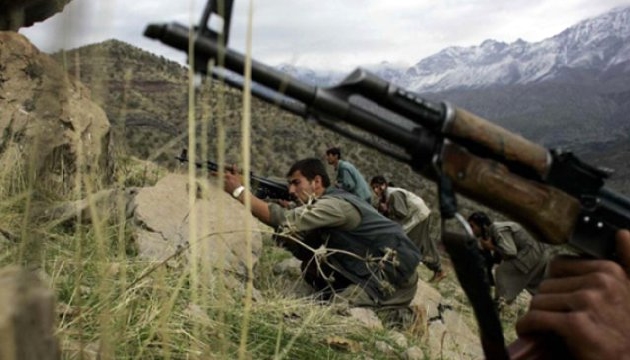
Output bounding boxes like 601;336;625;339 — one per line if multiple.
278;6;630;93
361;61;409;85
275;61;409;88
405;6;630;92
275;64;344;86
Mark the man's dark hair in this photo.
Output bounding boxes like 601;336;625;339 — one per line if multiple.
287;158;331;187
468;211;492;227
370;175;394;187
468;211;492;240
370;175;387;186
325;147;341;158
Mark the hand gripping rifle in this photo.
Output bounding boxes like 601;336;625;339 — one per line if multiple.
175;148;291;202
145;1;630;358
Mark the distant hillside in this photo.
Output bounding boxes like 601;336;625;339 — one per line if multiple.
52;39;189;161
51;39;440;207
425;80;630;145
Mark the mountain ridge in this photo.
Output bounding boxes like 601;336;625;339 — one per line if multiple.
281;6;630;93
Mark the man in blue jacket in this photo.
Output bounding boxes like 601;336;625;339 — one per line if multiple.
325;147;372;204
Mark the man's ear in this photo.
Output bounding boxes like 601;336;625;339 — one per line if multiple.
312;175;324;189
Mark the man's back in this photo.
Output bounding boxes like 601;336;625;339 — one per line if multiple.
385;186;430;233
336;160;372;203
490;221;552;272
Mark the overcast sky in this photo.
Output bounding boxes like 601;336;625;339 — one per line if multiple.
20;0;630;72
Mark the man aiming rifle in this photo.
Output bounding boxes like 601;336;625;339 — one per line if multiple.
223;158;424;328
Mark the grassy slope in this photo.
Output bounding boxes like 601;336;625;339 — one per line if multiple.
0;152;530;359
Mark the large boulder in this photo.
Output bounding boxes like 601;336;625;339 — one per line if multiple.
0;0;73;30
132;174;264;285
0;32;113;193
411;281;484;359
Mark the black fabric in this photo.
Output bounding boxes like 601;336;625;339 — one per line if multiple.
481;248;500;287
443;231;509;360
320;188;421;299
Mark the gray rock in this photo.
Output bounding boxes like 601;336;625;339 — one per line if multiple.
410;278;484;359
0;32;113;192
1;0;73;30
402;346;424;360
374;340;394;355
131;174;263;284
272;257;302;277
347;307;383;330
387;330;408;348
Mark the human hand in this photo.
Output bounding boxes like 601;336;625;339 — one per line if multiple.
516;229;630;360
275;199;296;209
223;164;242;195
479;237;494;252
377;201;389;215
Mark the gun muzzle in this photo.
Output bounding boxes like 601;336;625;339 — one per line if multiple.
143;23;167;40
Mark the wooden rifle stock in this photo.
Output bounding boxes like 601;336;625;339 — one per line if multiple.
439;143;581;246
446;108;550;179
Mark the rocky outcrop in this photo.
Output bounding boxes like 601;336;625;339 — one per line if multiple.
131;174;264;283
38;187;139;226
0;0;73;30
0;32;113;193
32;172;264;291
411;281;484;359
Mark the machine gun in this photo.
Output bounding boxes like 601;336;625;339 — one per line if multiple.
175;148;291;202
145;1;630;358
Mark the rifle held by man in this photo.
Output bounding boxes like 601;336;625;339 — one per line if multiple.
175;148;292;202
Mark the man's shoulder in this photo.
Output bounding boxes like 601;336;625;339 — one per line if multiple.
320;192;363;210
316;193;349;205
388;188;407;200
338;160;356;170
491;221;521;233
314;195;363;224
317;194;345;204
